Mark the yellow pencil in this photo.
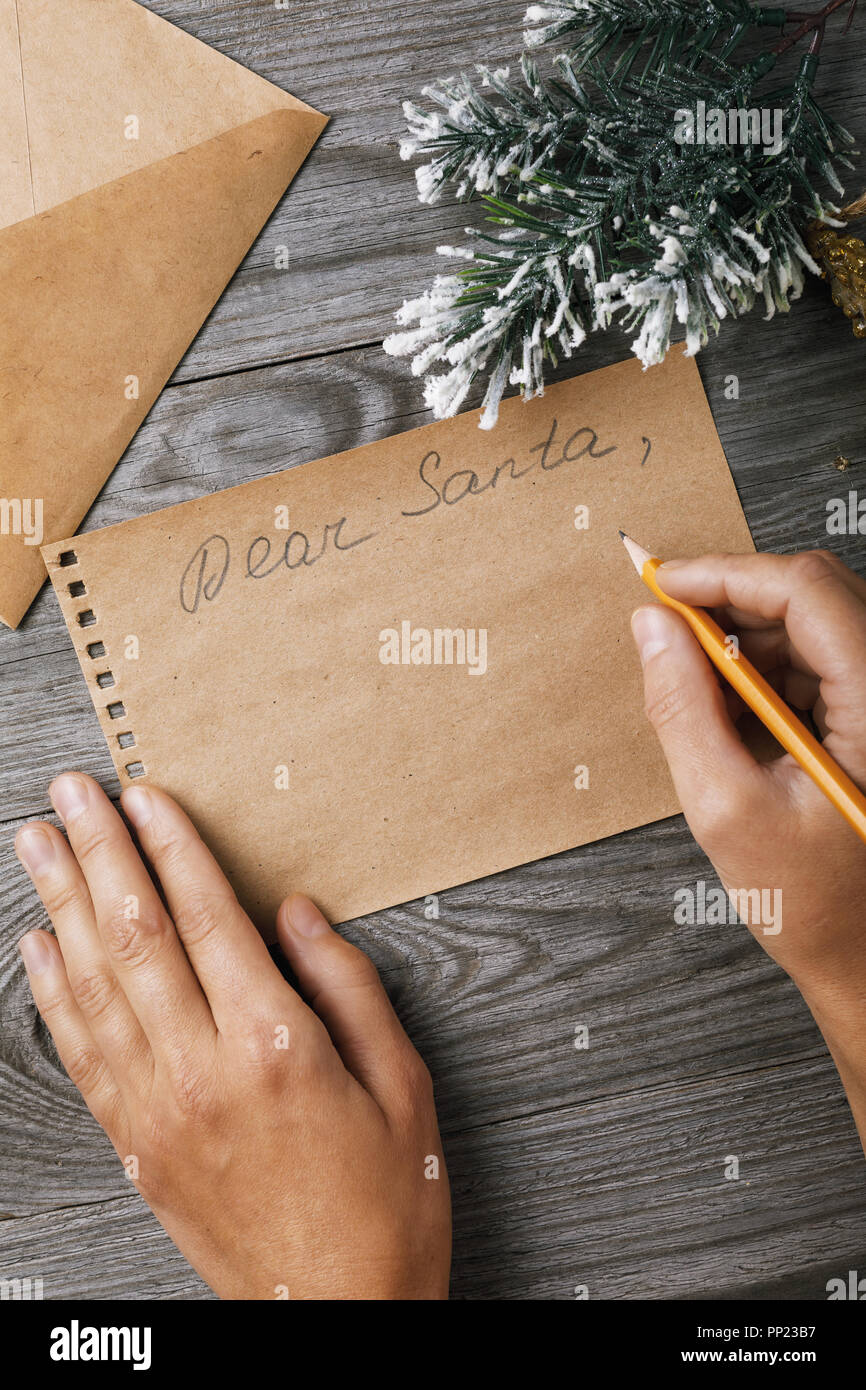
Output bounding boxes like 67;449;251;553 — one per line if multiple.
621;532;866;845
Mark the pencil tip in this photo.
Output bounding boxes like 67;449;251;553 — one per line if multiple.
618;528;627;540
620;532;653;575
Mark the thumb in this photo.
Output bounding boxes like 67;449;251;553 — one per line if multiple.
276;894;429;1117
631;604;760;842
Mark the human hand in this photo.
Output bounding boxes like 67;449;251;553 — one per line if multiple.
15;774;451;1300
630;550;866;1143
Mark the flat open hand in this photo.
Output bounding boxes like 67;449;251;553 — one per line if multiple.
15;773;451;1300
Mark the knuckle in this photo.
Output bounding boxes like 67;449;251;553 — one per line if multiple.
307;952;384;1019
143;814;186;861
792;550;836;588
70;819;115;866
146;825;207;895
35;984;68;1021
63;1043;106;1094
71;966;118;1021
142;824;200;892
41;877;86;921
85;1087;122;1136
176;887;233;950
688;787;741;842
148;836;192;895
644;679;696;731
325;935;383;991
242;1023;286;1078
171;1063;218;1122
392;1046;435;1115
340;947;381;989
406;1051;434;1103
103;902;166;967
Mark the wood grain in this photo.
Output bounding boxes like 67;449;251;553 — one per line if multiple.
1;0;866;1301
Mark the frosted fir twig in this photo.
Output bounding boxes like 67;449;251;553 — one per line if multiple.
524;0;783;72
399;55;586;204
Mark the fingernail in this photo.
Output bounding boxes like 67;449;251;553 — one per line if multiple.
16;825;55;875
50;774;90;823
657;559;687;571
19;931;53;975
284;894;330;939
122;786;153;828
631;606;673;665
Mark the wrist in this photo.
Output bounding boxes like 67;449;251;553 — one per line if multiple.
796;971;866;1126
795;956;866;1033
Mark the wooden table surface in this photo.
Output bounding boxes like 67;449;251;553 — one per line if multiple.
2;0;866;1301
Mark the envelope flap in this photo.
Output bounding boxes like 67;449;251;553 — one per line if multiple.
15;0;318;217
0;107;323;630
0;0;33;225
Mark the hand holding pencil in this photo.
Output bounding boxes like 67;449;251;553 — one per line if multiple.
626;546;866;1154
623;535;866;844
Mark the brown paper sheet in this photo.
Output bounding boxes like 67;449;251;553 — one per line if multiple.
0;1;33;226
0;0;327;629
44;351;754;935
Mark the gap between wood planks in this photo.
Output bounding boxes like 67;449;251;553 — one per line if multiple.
168;333;384;391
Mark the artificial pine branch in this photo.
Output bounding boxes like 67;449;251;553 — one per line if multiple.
385;0;859;428
522;0;786;73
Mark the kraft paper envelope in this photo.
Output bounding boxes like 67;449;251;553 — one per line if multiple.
0;0;326;630
44;352;754;934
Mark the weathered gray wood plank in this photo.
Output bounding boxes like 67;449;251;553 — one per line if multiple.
157;0;533;381
2;0;866;1303
445;1056;866;1301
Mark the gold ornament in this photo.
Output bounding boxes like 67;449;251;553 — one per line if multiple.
807;193;866;340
